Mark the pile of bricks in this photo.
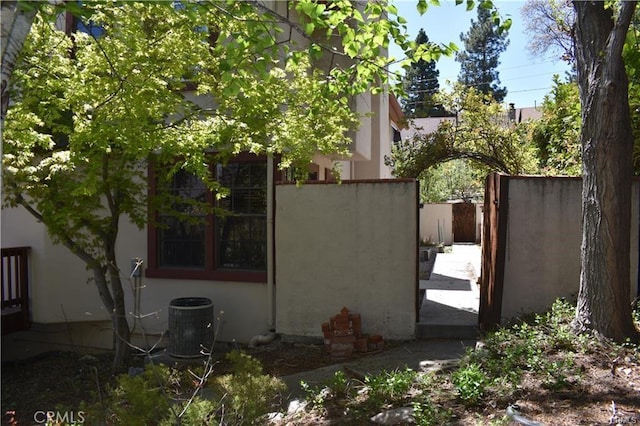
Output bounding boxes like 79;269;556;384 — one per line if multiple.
322;307;384;358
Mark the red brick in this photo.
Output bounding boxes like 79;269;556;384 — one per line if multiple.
368;334;383;343
354;337;368;353
333;320;352;331
332;328;354;336
351;315;362;337
330;342;355;352
331;335;356;344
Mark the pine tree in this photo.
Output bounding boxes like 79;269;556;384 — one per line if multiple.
456;7;509;103
401;29;443;117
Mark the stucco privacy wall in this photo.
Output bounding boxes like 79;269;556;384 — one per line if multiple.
419;204;453;245
275;180;418;340
419;203;483;245
501;177;640;320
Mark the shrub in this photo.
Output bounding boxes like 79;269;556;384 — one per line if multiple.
211;350;286;424
83;364;172;425
364;368;417;407
412;397;453;426
451;363;487;406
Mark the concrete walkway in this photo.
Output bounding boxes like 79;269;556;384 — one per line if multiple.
281;339;476;400
417;244;481;337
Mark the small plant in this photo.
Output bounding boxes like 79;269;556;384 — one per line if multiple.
211;350;286;424
300;380;330;409
326;370;353;398
364;368;417;407
420;236;435;246
451;363;487;406
412;397;453;426
83;363;173;425
540;356;576;390
160;397;219;426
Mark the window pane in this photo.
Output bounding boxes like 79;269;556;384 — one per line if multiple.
158;216;206;268
216;216;266;270
216;161;267;271
158;170;207;268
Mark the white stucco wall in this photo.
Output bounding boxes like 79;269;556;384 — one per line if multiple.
501;177;640;320
419;203;453;245
419;202;483;246
1;206;108;324
275;180;418;340
0;205;271;344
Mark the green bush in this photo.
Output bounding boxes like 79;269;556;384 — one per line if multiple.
83;351;286;425
82;364;172;425
412;397;453;426
451;363;487;406
211;350;286;424
364;368;416;407
160;397;219;426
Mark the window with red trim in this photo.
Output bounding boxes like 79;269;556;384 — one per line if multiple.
147;155;268;282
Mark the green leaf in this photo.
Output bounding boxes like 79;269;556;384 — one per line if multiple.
17;1;38;12
501;18;512;33
466;0;475;12
417;0;428;15
297;1;316;17
304;22;315;35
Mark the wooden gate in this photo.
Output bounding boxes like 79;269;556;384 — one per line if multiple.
479;174;509;331
2;247;31;335
452;202;476;242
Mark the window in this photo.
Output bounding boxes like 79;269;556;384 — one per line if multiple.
147;155;269;282
216;162;267;271
157;171;208;269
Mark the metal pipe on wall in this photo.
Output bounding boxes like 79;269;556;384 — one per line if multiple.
266;155;275;329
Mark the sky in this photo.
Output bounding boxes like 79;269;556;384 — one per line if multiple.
388;0;572;108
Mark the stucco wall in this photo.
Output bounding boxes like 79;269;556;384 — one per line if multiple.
501;177;640;320
419;202;483;245
419;204;453;245
0;205;271;345
1;206;107;325
275;180;418;340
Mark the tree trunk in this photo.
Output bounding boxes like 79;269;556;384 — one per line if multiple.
93;266;130;372
573;1;639;342
109;266;131;371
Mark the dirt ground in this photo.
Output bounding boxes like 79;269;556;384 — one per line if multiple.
0;340;375;425
2;339;639;425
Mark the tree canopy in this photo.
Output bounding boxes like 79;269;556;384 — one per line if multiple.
401;28;443;118
521;0;575;64
387;83;538;180
526;7;640;177
456;6;509;103
531;76;582;176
